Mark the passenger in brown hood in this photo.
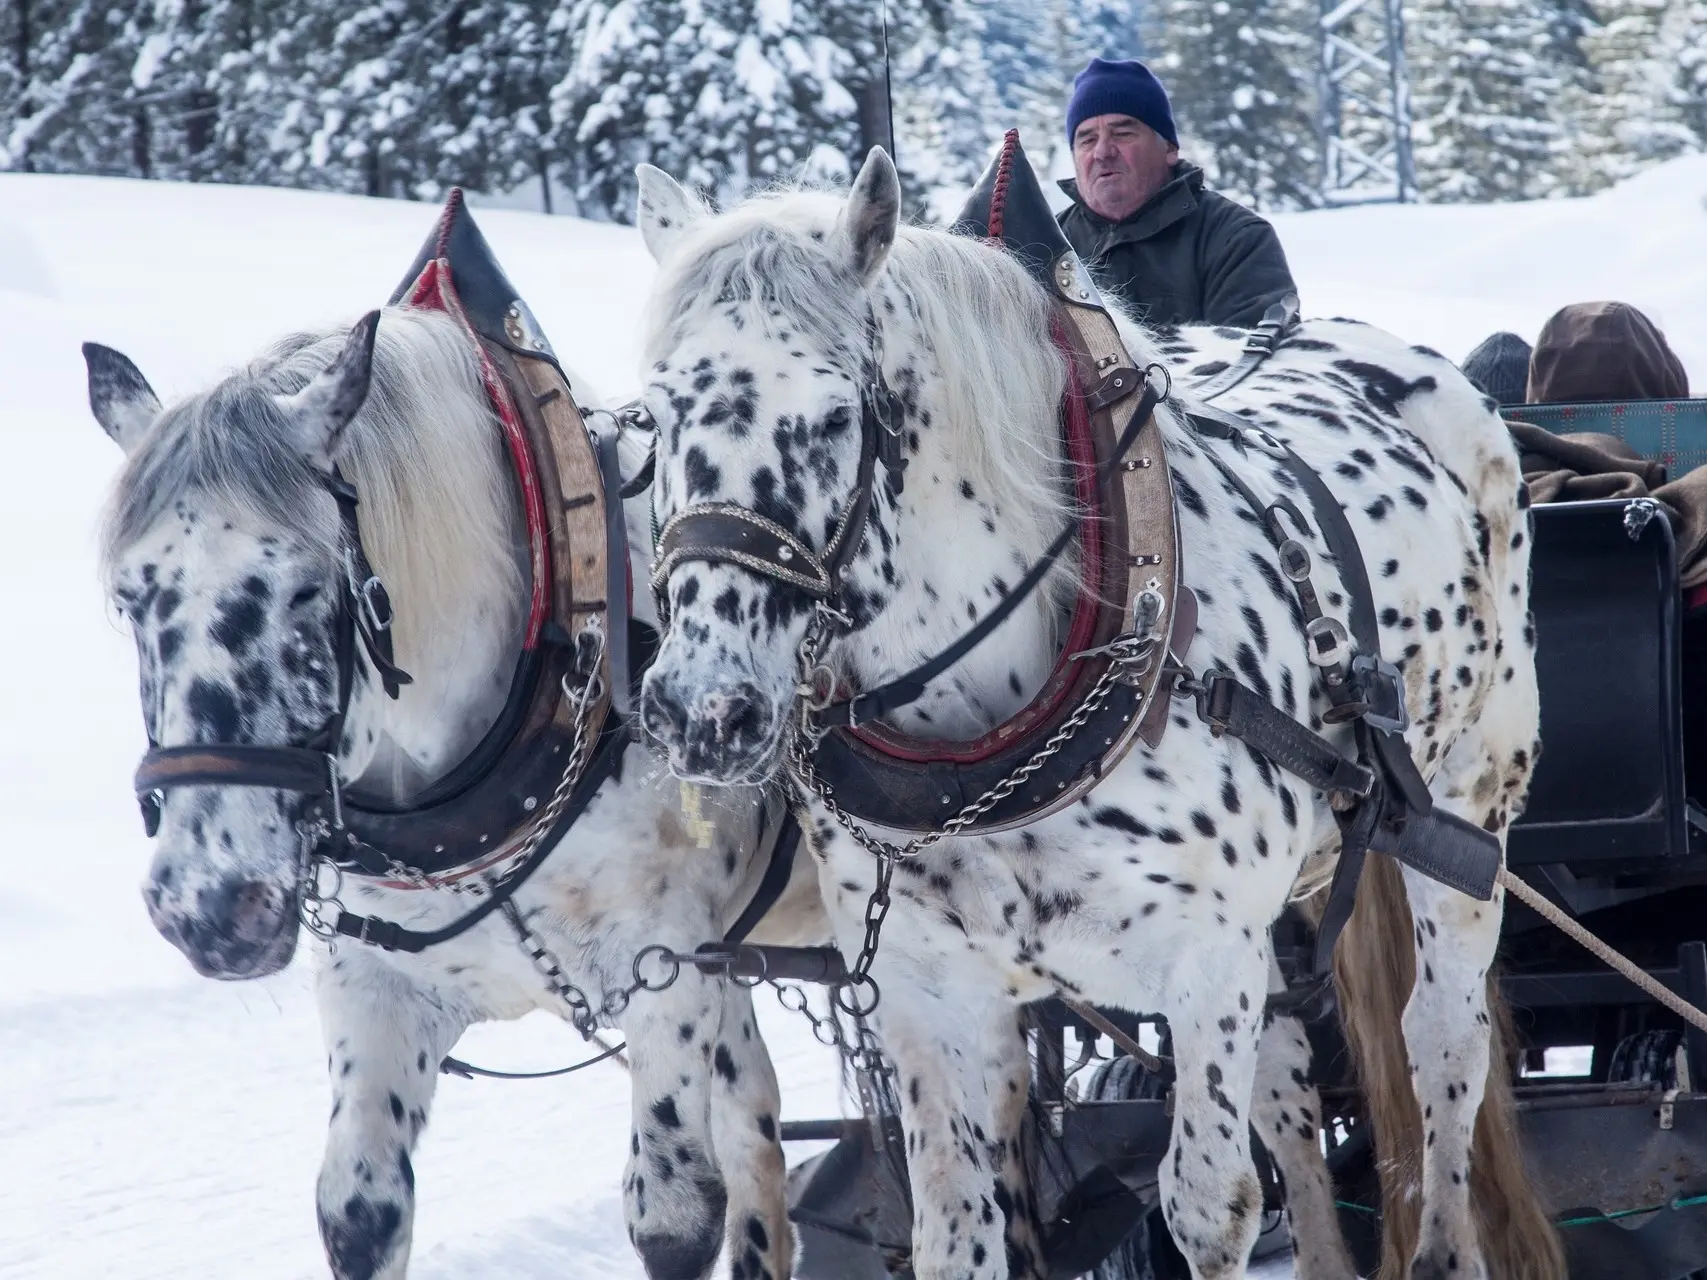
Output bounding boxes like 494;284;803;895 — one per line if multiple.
1527;300;1691;402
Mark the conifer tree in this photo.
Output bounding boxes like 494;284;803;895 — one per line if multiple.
1577;0;1704;184
1407;0;1593;201
553;0;862;221
1145;0;1322;210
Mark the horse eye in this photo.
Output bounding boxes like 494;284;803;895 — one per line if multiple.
289;585;321;608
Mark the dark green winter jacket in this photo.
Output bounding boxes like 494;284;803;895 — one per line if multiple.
1057;163;1298;329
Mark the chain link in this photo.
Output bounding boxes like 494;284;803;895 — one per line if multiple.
505;900;682;1039
769;979;892;1076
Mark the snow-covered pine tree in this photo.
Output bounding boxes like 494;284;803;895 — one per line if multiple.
1577;0;1704;185
134;0;304;187
1078;0;1146;59
553;0;860;222
1407;0;1593;201
1;0;147;176
1144;0;1321;210
1675;0;1707;148
885;0;1002;208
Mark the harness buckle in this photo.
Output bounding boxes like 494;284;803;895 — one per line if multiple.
344;546;394;633
1350;653;1412;734
322;754;346;830
1241;427;1289;460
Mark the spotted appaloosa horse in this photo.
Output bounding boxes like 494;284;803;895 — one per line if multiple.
84;308;811;1280
630;149;1564;1280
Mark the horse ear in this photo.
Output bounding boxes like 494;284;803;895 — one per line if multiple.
82;343;162;453
276;311;380;465
839;147;901;284
635;164;703;261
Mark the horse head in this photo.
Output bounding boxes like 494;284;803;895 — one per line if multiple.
634;149;907;784
89;309;524;978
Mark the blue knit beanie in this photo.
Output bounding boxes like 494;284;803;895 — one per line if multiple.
1066;57;1179;148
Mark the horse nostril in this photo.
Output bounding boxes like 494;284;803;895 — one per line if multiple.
220;880;283;942
641;680;690;746
718;684;769;746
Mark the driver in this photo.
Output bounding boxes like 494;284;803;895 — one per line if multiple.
1057;58;1299;329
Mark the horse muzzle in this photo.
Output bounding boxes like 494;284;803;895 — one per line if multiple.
639;669;782;784
143;871;300;979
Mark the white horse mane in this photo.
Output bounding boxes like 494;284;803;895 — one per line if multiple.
640;187;1083;598
102;306;522;676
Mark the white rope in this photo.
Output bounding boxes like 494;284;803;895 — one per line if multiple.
1499;866;1707;1036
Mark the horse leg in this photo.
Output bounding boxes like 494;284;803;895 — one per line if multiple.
705;984;795;1280
1251;1012;1356;1280
990;1009;1046;1278
620;971;737;1280
1157;943;1271;1280
315;951;469;1280
1396;852;1501;1280
873;977;1034;1280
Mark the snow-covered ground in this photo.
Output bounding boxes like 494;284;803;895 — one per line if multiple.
2;156;1704;1278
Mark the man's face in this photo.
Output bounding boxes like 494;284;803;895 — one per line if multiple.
1072;113;1180;223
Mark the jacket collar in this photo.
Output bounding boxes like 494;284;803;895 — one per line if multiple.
1061;162;1204;245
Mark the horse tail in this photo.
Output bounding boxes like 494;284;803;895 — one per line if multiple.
1333;852;1565;1279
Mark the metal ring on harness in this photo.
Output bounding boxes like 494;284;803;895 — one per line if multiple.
832;975;882;1020
632;943;684;992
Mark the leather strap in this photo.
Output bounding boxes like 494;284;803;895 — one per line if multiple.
136;745;336;798
721;807;803;946
1197;677;1373;799
1193;294;1301;402
330;725;627;953
654;504;835;600
1182;408;1501;973
816;379;1163;730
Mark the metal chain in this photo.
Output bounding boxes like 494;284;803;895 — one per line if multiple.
769;979;893;1076
779;608;1155;1055
788;647;1144;865
504;899;683;1040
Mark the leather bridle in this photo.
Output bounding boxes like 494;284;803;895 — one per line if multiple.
650;316;907;635
131;471;411;846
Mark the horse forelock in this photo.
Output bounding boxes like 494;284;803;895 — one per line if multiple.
641;188;1081;619
102;307;523;676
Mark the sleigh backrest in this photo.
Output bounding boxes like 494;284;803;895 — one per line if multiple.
1507;398;1707;472
1507;498;1688;868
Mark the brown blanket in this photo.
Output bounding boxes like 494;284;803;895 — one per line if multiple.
1510;421;1707;589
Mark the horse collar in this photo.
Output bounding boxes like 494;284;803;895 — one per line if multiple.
786;130;1189;838
133;191;630;941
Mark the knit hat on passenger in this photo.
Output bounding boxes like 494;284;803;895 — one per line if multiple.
1461;331;1533;406
1066;58;1179;148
